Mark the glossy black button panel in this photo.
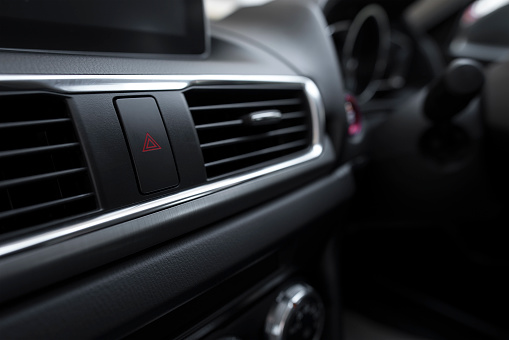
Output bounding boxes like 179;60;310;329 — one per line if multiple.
115;97;179;193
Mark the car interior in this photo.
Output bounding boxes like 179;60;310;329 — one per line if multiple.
1;0;509;339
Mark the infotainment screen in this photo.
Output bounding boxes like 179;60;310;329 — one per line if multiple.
0;0;208;57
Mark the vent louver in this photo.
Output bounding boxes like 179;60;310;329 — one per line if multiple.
185;86;313;179
0;94;97;236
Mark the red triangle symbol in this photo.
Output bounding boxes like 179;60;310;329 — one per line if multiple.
142;133;162;152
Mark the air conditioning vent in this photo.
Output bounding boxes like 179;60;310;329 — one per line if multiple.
0;94;98;236
185;87;313;179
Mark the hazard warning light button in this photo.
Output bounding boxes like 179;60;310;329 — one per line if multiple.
115;97;179;193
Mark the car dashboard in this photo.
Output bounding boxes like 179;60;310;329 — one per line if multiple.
1;0;509;339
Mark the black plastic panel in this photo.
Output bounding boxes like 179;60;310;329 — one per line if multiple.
0;32;295;76
0;164;354;339
69;91;206;210
0;139;337;305
115;97;179;193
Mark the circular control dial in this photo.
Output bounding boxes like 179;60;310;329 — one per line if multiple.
265;283;325;340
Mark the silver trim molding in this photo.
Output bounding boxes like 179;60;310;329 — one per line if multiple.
0;74;325;258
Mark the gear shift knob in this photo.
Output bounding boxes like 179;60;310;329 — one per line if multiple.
424;58;484;123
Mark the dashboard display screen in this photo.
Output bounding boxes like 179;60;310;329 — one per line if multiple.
0;0;208;57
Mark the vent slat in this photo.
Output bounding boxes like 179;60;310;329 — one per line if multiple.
205;140;308;167
282;111;307;120
0;193;94;220
201;125;308;149
0;118;71;130
0;94;98;235
0;143;79;159
0;168;87;190
194;111;306;131
195;119;243;130
189;98;302;111
185;87;312;179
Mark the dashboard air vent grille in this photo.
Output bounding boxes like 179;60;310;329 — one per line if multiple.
0;94;97;236
185;86;313;179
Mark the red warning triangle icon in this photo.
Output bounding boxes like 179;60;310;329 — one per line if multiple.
142;133;162;152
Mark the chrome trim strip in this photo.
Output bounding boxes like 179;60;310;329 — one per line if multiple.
0;75;325;257
0;74;312;93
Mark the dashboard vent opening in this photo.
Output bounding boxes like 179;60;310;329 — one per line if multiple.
0;94;98;236
184;87;313;179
